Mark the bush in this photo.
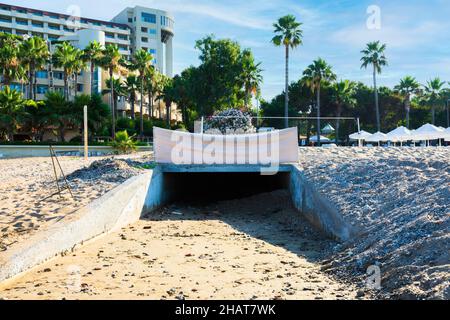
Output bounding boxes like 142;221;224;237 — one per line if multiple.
110;130;137;154
204;108;255;134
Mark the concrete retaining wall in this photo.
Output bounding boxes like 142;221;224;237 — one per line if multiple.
0;170;163;284
289;165;358;241
0;145;152;158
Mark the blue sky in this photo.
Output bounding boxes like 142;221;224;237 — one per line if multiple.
5;0;450;100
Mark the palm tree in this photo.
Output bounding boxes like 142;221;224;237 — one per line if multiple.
394;76;420;128
132;49;153;137
272;15;303;128
102;77;125;122
52;42;77;100
72;49;87;97
144;66;156;118
302;58;336;146
361;41;388;132
0;34;26;87
123;75;139;120
44;91;75;142
99;44;122;138
82;41;103;95
19;36;50;100
158;77;174;126
0;86;35;141
423;77;446;125
331;80;357;143
241;49;263;110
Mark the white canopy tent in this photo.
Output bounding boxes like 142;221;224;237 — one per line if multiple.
366;131;388;146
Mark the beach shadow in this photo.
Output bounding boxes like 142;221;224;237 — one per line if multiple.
141;190;335;264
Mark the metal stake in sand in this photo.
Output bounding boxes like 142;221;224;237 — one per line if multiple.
84;105;88;161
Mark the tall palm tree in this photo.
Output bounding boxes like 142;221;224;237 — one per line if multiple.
241;49;263;110
361;41;388;132
272;15;303;128
132;49;153;137
52;42;77;100
123;75;139;119
331;80;357;143
302;58;336;146
82;41;103;95
19;36;50;100
99;44;122;138
0;34;26;87
102;77;125;126
423;77;446;125
72;49;87;97
144;66;156;118
394;76;420;128
158;77;175;126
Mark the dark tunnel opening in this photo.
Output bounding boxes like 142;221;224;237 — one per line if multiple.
162;172;291;205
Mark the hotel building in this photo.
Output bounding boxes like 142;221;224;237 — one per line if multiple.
0;3;176;119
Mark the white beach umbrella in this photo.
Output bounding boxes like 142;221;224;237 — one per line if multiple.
349;130;372;140
386;126;412;143
413;123;446;140
310;135;331;143
366;131;388;142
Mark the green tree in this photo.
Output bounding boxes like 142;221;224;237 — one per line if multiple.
52;42;77;100
394;76;420;128
272;15;303;128
423;77;446;125
0;86;37;141
302;58;336;145
158;77;175;126
99;44;123;138
331;80;357;143
123;75;139;120
72;48;87;97
144;66;156;118
132;49;153;137
19;36;50;100
361;41;388;132
72;94;110;137
82;41;103;96
111;130;137;154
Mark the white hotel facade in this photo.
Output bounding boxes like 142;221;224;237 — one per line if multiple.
0;3;175;118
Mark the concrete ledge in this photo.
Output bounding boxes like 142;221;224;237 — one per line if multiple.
289;165;359;241
0;170;161;283
0;145;152;158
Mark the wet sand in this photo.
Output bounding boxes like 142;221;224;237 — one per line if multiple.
0;191;361;300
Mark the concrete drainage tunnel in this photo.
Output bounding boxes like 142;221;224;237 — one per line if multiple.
146;164;354;242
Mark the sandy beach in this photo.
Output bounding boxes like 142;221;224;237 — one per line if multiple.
0;155;147;252
0;146;448;300
0;190;361;300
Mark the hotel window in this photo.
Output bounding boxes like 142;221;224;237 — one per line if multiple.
15;19;28;26
37;85;48;94
118;45;128;51
141;27;148;33
0;16;12;23
32;21;44;28
16;30;28;35
48;24;60;30
105;33;114;39
128;18;132;23
63;26;74;32
92;21;101;26
77;84;84;92
36;71;48;79
118;34;128;40
141;12;156;24
33;11;43;17
16;9;27;14
10;83;22;92
141;37;148;43
0;6;10;11
149;29;157;35
80;19;88;24
149;49;156;54
48;14;59;20
54;72;64;80
118;25;127;30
